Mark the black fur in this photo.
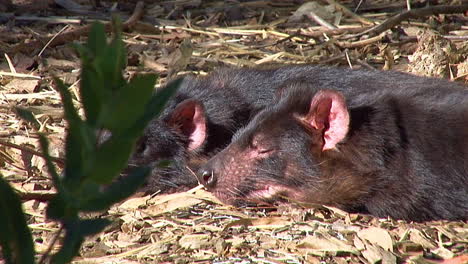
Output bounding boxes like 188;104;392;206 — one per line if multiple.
197;67;468;221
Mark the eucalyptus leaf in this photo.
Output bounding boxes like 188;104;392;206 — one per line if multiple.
99;74;157;132
14;107;40;129
0;177;35;264
80;166;150;211
87;22;107;58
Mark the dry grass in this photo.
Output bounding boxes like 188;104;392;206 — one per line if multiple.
0;0;467;263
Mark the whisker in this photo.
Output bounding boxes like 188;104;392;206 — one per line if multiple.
185;165;199;182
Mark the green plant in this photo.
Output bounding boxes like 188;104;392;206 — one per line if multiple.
1;19;179;264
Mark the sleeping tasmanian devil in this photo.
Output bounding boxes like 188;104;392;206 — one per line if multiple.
196;67;468;221
121;65;388;194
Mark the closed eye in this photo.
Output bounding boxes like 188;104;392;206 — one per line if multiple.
250;139;274;155
248;132;277;157
257;148;274;154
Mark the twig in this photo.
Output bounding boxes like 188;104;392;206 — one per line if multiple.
301;26;373;38
355;59;377;70
0;14;108;24
249;30;302;49
344;50;353;68
306;11;337;29
0;71;42;79
4;53;16;73
38;224;64;264
336;33;386;48
325;0;374;25
18;191;55;201
348;4;468;39
0;91;59;100
38;25;70;57
0;138;64;167
10;1;145;54
122;1;145;28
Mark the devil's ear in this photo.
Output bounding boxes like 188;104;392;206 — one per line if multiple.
302;90;349;151
275;80;308;102
168;99;207;151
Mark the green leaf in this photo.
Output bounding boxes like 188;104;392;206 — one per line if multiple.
0;177;35;264
54;78;97;185
79;62;105;126
71;43;89;60
46;194;69;221
87;22;107;58
99;74;157;132
39;134;75;221
77;218;111;236
86;78;179;185
61;123;96;188
127;78;181;137
52;218;110;264
53;77;81;124
38;135;63;192
14;107;40;129
83;136;134;184
101;16;126;92
80;166;150;211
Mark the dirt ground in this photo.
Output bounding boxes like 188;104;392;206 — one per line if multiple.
0;0;467;263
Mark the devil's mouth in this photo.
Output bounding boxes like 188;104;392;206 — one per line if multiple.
211;184;299;206
242;185;298;203
246;185;283;199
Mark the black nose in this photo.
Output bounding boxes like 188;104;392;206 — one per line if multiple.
197;168;217;188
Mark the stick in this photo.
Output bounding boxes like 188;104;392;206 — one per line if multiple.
10;1;145;54
348;4;468;39
0;139;64;167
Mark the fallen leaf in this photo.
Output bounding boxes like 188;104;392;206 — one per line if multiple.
288;1;336;23
5;79;40;93
360;238;397;264
178;234;211;249
357;227;394;251
145;193;202;215
297;230;358;256
362;244;397;264
136;241;171;257
250;216;293;229
409;229;437;249
440;255;468;264
432;247;455;260
119;195;151;210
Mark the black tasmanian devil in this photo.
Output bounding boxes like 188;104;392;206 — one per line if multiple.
196;69;468;221
119;65;385;194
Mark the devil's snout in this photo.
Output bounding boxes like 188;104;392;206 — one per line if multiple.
196;167;217;188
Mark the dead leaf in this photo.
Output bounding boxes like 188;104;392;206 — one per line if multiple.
12;53;36;73
288;2;336;23
250;216;292;229
119;195;151;210
357;227;394;251
297;230;358;256
361;243;397;264
166;38;193;76
409;229;437;249
192;188;224;205
144;192;202;215
432;247;455;260
115;232;140;248
178;234;212;249
136;241;171;257
4;79;40;93
440;255;468;264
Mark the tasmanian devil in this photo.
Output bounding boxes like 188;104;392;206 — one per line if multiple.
196;68;468;221
123;65;387;194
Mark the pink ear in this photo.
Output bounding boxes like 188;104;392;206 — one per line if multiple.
305;90;349;151
168;100;207;151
